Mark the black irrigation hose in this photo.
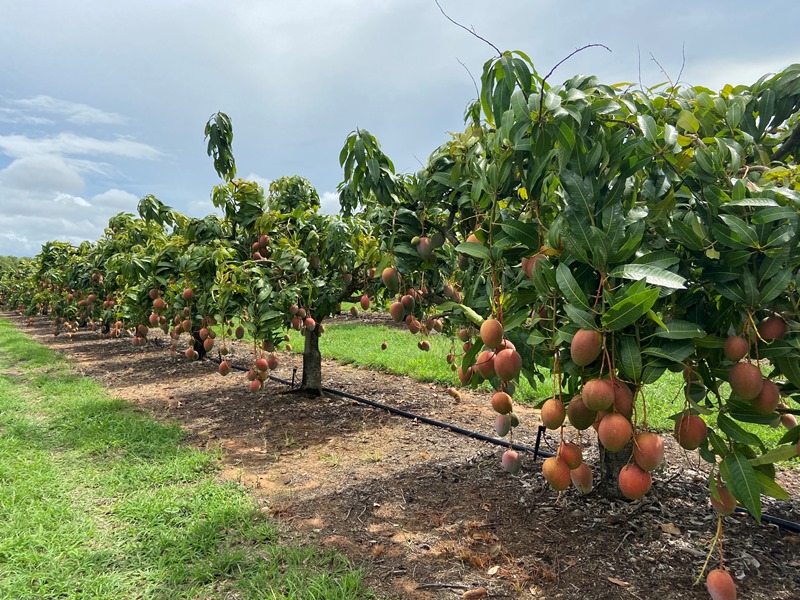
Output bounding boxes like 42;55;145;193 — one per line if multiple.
213;355;554;458
734;507;800;533
210;355;800;533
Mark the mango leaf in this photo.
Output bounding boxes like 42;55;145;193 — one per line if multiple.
677;109;700;133
561;224;591;264
748;444;799;467
637;114;658;143
717;414;765;450
632;250;680;269
720;451;761;522
556;263;591;311
754;471;790;500
564;303;597;330
501;221;539;251
774;356;800;388
618;335;642;381
750;206;798;223
778;425;800;445
653;320;706;339
758;269;792;304
503;307;530;332
455;241;491;260
609;264;686;289
707;431;728;457
641;340;695;363
458;303;485;327
714;281;746;304
561;170;595;221
718;214;759;248
601;288;659;331
742;269;759;308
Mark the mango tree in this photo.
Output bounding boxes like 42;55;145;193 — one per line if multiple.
205;115;382;394
341;51;800;595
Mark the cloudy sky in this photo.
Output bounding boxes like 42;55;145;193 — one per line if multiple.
1;1;797;257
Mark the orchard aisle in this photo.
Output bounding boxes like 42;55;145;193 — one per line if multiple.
5;313;799;600
0;317;372;600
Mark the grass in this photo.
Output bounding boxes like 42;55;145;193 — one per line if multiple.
284;317;791;448
0;318;373;600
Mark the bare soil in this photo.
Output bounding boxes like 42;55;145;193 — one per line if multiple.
6;312;800;600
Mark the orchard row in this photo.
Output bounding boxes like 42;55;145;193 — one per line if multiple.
3;51;800;600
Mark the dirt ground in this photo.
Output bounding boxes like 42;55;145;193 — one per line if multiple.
5;312;800;599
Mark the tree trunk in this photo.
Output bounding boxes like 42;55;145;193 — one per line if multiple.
300;325;323;395
597;440;633;500
192;330;207;360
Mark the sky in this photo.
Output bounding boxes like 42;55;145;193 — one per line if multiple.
1;0;798;258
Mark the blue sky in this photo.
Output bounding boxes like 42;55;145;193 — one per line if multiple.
1;0;798;257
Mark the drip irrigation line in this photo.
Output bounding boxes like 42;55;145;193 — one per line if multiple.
210;355;800;534
212;354;553;458
734;507;800;533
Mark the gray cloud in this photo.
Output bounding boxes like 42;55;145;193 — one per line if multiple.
0;155;85;194
1;0;798;258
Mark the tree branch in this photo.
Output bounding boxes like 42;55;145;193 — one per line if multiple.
773;122;800;163
539;43;612;119
434;0;501;56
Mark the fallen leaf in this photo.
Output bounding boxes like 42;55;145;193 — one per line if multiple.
659;523;682;535
487;565;500;575
608;577;629;587
462;588;488;599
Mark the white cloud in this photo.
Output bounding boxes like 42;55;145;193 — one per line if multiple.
0;132;161;160
91;188;139;211
243;172;271;192
12;95;127;125
319;191;340;215
0;107;53;125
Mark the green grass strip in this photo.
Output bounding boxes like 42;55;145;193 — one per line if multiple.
0;318;374;600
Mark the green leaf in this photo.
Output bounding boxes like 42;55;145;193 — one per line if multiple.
714;281;746;304
561;170;595;221
754;471;790;500
720;451;761;522
618;335;642;381
503;307;530;333
563;303;597;330
758;269;792;304
637;114;658;143
641;340;695;363
774;356;800;388
501;221;539;251
718;214;759;248
717;414;765;450
455;242;491;260
632;250;680;269
556;263;591;311
726;101;743;129
608;264;686;289
748;444;799;467
653;320;706;339
677;109;700;133
458;304;485;327
742;269;759;308
563;213;594;263
707;431;728;457
601;288;659;331
750;206;797;223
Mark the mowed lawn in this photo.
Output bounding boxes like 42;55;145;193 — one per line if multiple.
0;318;373;600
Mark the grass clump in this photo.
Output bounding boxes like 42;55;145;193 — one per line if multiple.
0;318;373;600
